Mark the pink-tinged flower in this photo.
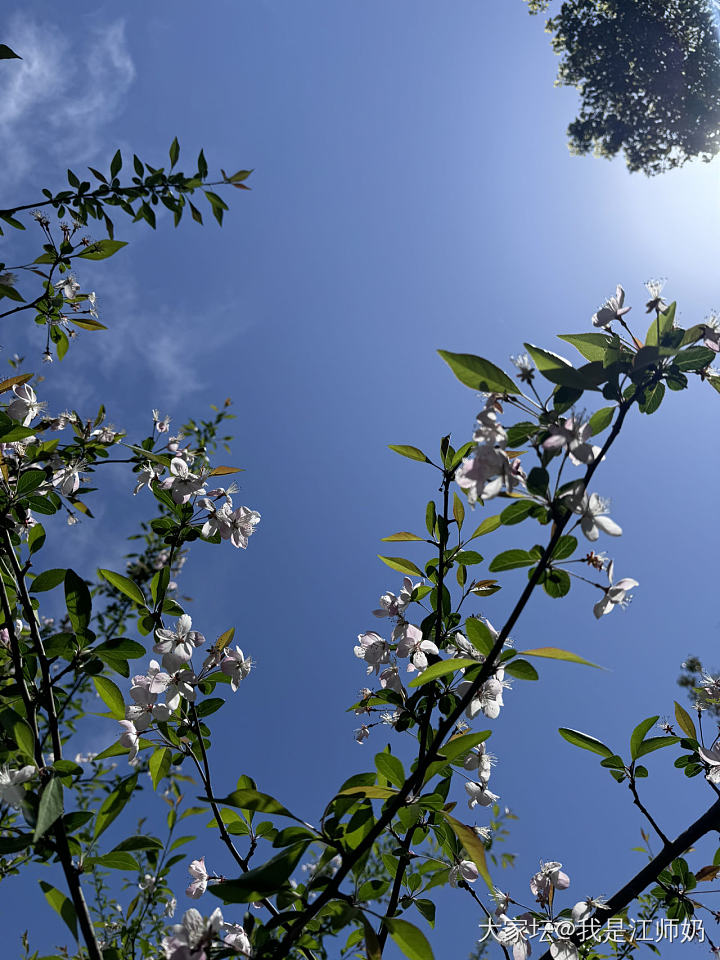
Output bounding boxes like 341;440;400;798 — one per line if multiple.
465;781;499;809
373;577;416;619
354;632;390;674
355;724;370;744
644;279;667;314
450;860;479;886
0;764;35;807
393;622;438;673
154;615;206;668
494;913;532;960
702;314;720;352
118;720;140;761
456;446;510;505
162;457;206;505
162;906;224;960
530;861;570;903
542;416;600;467
457;671;508;721
565;486;622;542
200;499;233;539
6;384;46;426
145;659;197;708
126;678;172;731
593;561;638;619
220;647;252;691
134;462;162;495
222;921;252;955
571;896;608;923
186;858;210;898
473;395;507;447
378;665;404;695
226;506;260;549
592;285;630;328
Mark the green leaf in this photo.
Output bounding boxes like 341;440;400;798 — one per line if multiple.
558;728;613;758
0;45;21;60
543;568;571;598
381;532;425;542
384;918;435;960
64;569;92;634
93;676;125;719
388;444;430;463
98;569;146;606
378;556;424;577
111;836;164;853
0;282;24;301
94;775;137;840
375;752;405;788
337;785;398;799
552;535;577;561
588;406;615;436
210;842;310;902
86;851;140;871
630;716;659;760
639;381;665;415
149;747;172;790
557;332;612;362
467;516;501;542
34;777;64;840
521;647;601;668
16;469;47;497
645;302;676;346
437;350;519;395
503;659;539;681
13;719;35;761
453;492;465;530
94;637;146;663
76;239;128;261
437;731;491;764
464;618;495;656
169;136;180;167
408;658;477;688
110;150;122;178
500;500;534;525
674;701;697;740
674;345;715;372
441;813;492;889
635;736;680;759
218;788;300;821
488;549;534;572
39;881;77;940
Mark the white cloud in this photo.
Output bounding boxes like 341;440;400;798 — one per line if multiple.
0;14;135;185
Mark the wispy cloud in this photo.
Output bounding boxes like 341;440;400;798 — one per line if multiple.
0;13;135;187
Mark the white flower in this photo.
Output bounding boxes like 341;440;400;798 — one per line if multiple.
593;561;638;619
511;353;535;383
450;860;479;886
226;506;261;549
55;275;80;300
542;416;600;466
393;621;438;673
566;487;622;541
571;896;608;923
222;921;252;955
355;724;370;744
530;861;570;902
592;285;631;328
463;744;495;785
645;278;667;313
220;647;253;691
162;906;224;959
494;914;532;960
154;615;205;668
373;577;416;619
378;665;404;694
473;395;508;447
6;384;46;426
117;720;140;761
465;781;499;808
126;677;172;731
550;940;579;960
186;857;210;898
200;498;233;538
146;659;197;708
354;632;390;674
0;764;35;807
162;457;206;505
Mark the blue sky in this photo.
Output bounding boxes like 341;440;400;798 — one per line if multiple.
2;1;720;956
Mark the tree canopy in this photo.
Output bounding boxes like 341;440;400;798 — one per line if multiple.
528;0;720;174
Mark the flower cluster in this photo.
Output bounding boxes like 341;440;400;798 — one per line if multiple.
161;906;251;959
455;395;526;504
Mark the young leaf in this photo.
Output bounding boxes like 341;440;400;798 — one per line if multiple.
630;716;659;760
408;658;477;688
337;785;398;799
521;647;601;668
39;881;77;939
557;332;612;362
384;917;435;960
388;444;431;463
98;569;146;606
381;532;425;542
635;736;680;759
378;556;424;577
469;515;502;538
93;676;125;719
674;701;697;740
76;239;128;261
34;777;64;840
558;728;613;758
437;731;491;763
504;659;539;681
149;746;172;790
441;813;492;889
437;350;519;395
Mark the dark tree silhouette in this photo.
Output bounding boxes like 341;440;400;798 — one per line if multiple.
527;0;720;174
